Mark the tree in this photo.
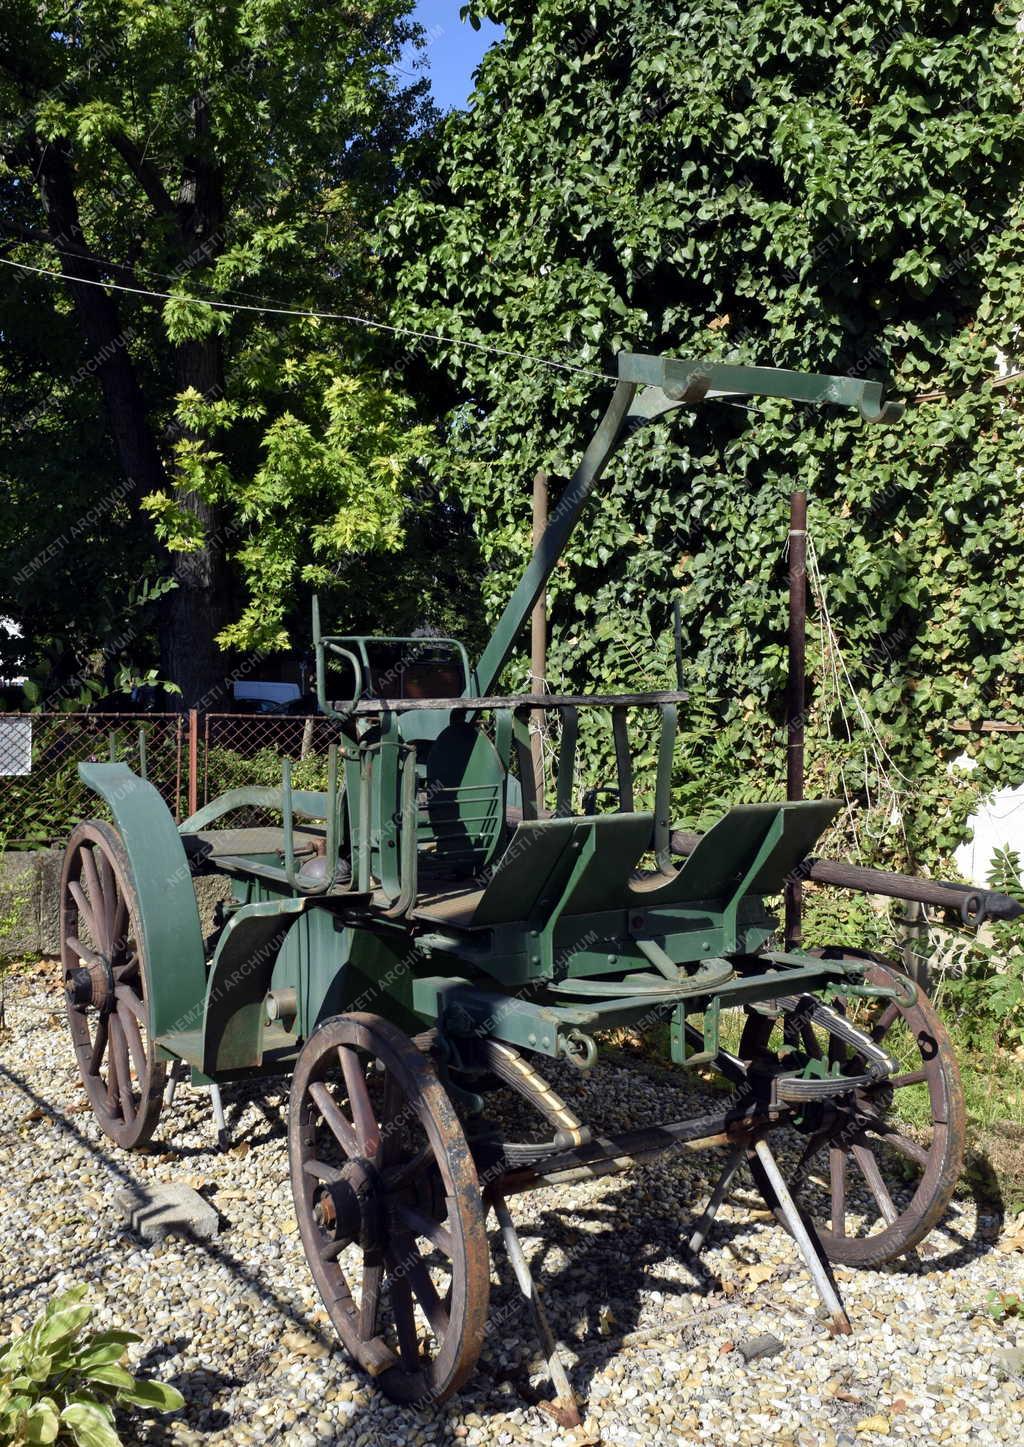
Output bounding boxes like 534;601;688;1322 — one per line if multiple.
1;0;435;704
384;0;1024;872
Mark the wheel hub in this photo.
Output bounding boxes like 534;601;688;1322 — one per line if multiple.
65;960;113;1011
312;1158;383;1251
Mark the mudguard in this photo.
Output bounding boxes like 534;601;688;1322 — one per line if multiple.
77;763;207;1041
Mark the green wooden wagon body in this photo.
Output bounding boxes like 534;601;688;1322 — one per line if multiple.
59;353;1003;1415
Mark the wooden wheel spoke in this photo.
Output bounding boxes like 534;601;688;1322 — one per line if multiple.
378;1070;405;1168
871;1002;900;1042
829;1146;847;1237
104;1019;120;1111
66;935;102;968
860;1114;930;1169
68;881;99;944
851;1140;900;1225
81;849;109;953
360;1252;385;1339
116;952;141;983
113;984;145;1024
108;1015;135;1120
117;1002;147;1084
383;1146;434;1191
95;848;120;935
88;1014;109;1077
394;1202;454;1258
392;1238;449;1338
338;1047;382;1159
303;1158;345;1184
309;1081;360;1158
388;1271;421;1369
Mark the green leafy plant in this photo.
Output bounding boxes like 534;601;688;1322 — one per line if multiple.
987;1289;1024;1323
932;848;1024;1050
384;0;1024;888
0;1286;184;1446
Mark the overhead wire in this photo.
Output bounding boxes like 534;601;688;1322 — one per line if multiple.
3;248;1021;402
0;253;619;383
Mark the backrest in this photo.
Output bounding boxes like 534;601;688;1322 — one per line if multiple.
628;800;840;906
419;721;507;874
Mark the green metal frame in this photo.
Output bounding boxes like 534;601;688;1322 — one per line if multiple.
76;350;906;1085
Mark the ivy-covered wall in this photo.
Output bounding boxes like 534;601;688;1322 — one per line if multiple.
384;0;1024;875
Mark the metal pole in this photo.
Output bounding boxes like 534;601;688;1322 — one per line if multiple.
752;1137;851;1335
187;709;199;818
785;490;807;947
490;1190;580;1427
530;469;548;814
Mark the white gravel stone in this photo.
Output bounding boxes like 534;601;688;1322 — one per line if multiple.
3;973;1024;1445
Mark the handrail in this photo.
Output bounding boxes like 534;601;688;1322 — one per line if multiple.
351;690;689;715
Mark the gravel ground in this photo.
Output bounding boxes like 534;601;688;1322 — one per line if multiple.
3;967;1024;1447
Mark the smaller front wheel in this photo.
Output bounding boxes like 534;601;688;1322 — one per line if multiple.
289;1013;490;1404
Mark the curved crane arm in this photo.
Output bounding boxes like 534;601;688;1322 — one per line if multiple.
469;351;903;697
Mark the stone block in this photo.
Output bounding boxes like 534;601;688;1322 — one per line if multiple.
115;1183;220;1243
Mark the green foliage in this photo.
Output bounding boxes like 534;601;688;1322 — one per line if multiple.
385;0;1024;877
145;368;434;651
986;1289;1024;1323
0;0;441;688
203;744;331;798
0;1285;183;1446
933;847;1024;1049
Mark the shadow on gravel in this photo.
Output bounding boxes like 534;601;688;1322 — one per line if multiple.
2;1050;1004;1442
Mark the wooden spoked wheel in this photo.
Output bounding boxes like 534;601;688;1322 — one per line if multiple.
743;951;965;1267
60;821;165;1149
289;1014;490;1404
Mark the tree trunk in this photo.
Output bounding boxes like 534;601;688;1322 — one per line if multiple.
33;140;167;504
33;136;234;708
154;93;235;709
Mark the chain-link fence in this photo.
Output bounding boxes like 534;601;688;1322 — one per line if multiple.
199;712;339;824
0;713;186;847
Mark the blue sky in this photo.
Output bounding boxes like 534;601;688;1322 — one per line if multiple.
410;3;504;110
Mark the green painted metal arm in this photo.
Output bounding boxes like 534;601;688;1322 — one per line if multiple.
469;350;903;697
180;785;334;832
618;353;904;423
78;763;207;1042
471;378;638;696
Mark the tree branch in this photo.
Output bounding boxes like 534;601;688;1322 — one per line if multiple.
109;131;176;217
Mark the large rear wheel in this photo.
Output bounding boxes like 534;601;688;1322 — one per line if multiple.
743;952;965;1267
289;1013;490;1404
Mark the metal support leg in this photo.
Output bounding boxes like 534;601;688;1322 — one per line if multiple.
753;1137;851;1335
209;1083;229;1151
491;1191;581;1428
688;1145;746;1254
163;1060;187;1107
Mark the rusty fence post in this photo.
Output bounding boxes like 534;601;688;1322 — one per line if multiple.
187;709;199;819
785;490;807;948
530;469;548;814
